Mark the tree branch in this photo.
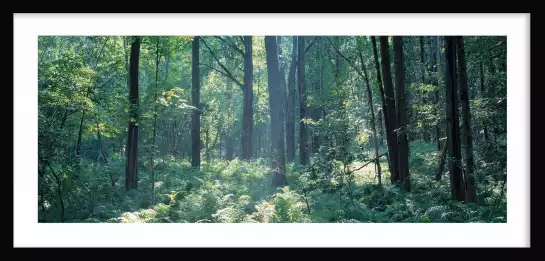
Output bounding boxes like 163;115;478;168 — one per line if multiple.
305;36;318;54
350;153;387;173
201;38;244;88
214;36;244;56
93;37;110;70
326;37;366;80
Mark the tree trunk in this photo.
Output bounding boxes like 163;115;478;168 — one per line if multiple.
359;49;382;186
191;36;201;168
298;36;309;166
125;36;141;191
150;38;160;204
379;36;399;184
435;36;443;151
371;36;391;169
265;36;287;187
393;36;410;191
456;36;476;202
286;36;297;162
444;36;465;201
242;36;254;160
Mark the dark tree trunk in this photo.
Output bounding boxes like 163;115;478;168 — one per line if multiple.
379;36;399;184
393;36;410;191
150;38;161;204
435;36;443;151
191;36;201;168
242;36;254;160
125;36;141;191
286;37;297;162
265;36;286;187
371;36;390;165
456;36;476;202
444;36;465;201
298;36;309;166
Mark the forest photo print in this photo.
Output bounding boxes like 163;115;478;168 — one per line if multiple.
14;13;530;248
37;35;507;224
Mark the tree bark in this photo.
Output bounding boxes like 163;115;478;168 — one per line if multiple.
456;36;476;202
393;36;410;191
379;36;399;184
242;36;254;160
371;36;390;166
191;36;201;168
125;36;141;191
265;36;287;187
444;36;465;201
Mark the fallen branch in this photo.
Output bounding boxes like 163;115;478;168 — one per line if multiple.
350;153;387;173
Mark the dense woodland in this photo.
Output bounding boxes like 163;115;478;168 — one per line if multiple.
38;35;506;223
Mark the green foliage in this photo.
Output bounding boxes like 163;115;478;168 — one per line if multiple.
38;36;507;224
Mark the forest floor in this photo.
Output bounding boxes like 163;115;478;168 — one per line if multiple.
41;141;507;223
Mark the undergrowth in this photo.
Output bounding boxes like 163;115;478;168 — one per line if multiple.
39;141;507;223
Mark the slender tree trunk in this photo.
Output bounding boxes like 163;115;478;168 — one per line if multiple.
242;36;254;160
359;50;382;186
286;37;297;162
75;111;85;155
379;36;399;184
435;36;443;151
371;36;391;166
205;128;210;163
125;36;141;191
393;36;410;191
444;36;465;201
265;36;287;187
150;38;160;204
191;36;201;168
456;36;476;202
298;36;309;166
